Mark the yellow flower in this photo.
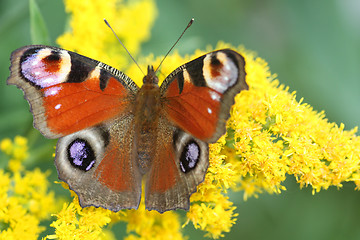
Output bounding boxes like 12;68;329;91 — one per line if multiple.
1;136;28;172
226;46;360;198
123;198;184;240
0;137;58;240
45;185;184;240
57;0;157;79
46;196;114;240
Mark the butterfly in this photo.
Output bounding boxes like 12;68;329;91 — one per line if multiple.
7;45;248;213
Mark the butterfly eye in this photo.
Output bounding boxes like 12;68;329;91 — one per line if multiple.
67;138;96;171
179;140;200;173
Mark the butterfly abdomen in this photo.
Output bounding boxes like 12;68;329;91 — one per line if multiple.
133;82;161;174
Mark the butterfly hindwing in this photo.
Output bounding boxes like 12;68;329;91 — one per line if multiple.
7;45;138;139
145;117;209;213
160;49;248;142
55;115;142;211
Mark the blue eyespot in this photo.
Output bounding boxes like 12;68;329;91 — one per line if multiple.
67;138;96;171
180;140;200;173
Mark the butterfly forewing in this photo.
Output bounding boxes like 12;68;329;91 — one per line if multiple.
160;49;248;143
7;45;138;139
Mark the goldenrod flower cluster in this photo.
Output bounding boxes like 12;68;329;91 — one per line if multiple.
0;137;57;239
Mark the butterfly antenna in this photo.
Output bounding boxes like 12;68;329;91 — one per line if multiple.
104;19;145;76
155;18;194;73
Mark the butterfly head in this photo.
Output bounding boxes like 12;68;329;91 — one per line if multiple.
143;65;159;85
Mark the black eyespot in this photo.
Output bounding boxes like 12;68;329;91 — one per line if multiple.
180;140;200;173
45;51;61;62
67;138;96;171
210;54;222;66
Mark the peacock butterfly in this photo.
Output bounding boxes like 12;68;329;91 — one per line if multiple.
7;45;248;213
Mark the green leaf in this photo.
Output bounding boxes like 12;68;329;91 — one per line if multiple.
29;0;50;45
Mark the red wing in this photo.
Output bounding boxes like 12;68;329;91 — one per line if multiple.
55;116;142;212
145;118;209;213
94;118;141;193
7;45;139;139
160;49;248;143
40;76;132;137
162;78;222;141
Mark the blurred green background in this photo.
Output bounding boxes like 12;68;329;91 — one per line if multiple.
0;0;360;239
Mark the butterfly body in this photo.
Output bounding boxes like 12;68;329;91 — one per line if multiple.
133;66;161;174
8;45;248;213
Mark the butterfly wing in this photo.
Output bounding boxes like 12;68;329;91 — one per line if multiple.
7;45;139;138
145;117;209;213
8;45;142;211
55;116;142;211
160;49;248;143
145;49;248;212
